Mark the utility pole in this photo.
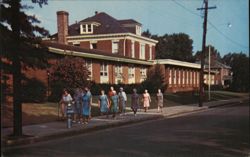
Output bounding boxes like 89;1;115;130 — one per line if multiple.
197;0;216;107
208;45;211;101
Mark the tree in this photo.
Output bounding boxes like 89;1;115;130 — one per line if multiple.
1;0;49;136
141;64;166;93
49;56;90;101
155;33;194;62
142;29;152;38
142;30;195;62
194;45;222;64
222;53;249;92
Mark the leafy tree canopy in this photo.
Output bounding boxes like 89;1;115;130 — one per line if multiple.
142;30;194;62
49;56;91;100
222;52;249;92
194;45;222;64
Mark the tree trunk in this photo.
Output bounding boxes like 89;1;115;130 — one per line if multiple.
11;0;23;137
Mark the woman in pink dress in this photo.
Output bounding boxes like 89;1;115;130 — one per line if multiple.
143;89;151;112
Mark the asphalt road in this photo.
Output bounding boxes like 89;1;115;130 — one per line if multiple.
2;102;249;157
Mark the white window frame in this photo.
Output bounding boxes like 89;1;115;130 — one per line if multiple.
90;41;97;49
100;62;108;77
182;70;185;85
85;60;92;80
173;70;176;84
131;41;135;58
140;43;145;59
128;66;135;78
178;70;181;85
115;65;123;78
112;41;119;54
140;67;147;82
169;69;172;85
80;24;93;34
128;66;135;84
149;45;152;60
136;25;141;35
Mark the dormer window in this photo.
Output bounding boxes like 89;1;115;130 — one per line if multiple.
136;25;141;35
80;24;93;34
80;22;100;34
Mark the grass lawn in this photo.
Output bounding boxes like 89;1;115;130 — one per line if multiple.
2;90;248;128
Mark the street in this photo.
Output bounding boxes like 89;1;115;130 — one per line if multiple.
3;102;249;157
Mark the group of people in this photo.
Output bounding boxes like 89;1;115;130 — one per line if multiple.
59;86;164;125
59;87;92;124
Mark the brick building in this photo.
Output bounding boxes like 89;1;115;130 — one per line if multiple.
44;11;158;84
42;11;226;93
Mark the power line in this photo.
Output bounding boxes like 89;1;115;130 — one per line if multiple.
172;0;202;17
207;20;249;49
172;0;248;50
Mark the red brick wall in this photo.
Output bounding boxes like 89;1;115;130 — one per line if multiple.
92;61;100;83
125;39;132;57
145;44;149;60
123;65;129;84
152;46;156;60
80;41;90;49
135;67;141;83
119;39;125;56
97;40;112;53
135;41;140;59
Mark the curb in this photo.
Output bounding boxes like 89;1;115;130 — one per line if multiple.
3;114;164;148
208;97;249;108
163;107;208;118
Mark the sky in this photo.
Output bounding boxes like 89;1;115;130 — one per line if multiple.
25;0;249;57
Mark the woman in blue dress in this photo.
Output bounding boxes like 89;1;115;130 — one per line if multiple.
110;90;118;119
82;90;91;124
98;90;110;118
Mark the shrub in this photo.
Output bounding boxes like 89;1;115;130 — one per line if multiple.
22;78;47;103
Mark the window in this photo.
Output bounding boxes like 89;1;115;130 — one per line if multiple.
82;25;86;32
190;71;193;85
87;24;91;32
115;65;123;77
115;65;123;84
100;63;108;77
173;70;176;84
187;71;189;84
80;24;93;34
85;60;92;80
149;45;152;60
140;44;145;59
178;70;181;85
140;67;147;82
128;66;135;78
182;71;185;85
90;43;97;49
136;25;141;35
169;69;172;85
131;41;135;58
112;41;119;54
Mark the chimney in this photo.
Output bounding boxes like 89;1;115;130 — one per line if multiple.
95;11;98;15
57;11;69;44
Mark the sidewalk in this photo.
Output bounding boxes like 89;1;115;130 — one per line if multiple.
2;97;248;147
